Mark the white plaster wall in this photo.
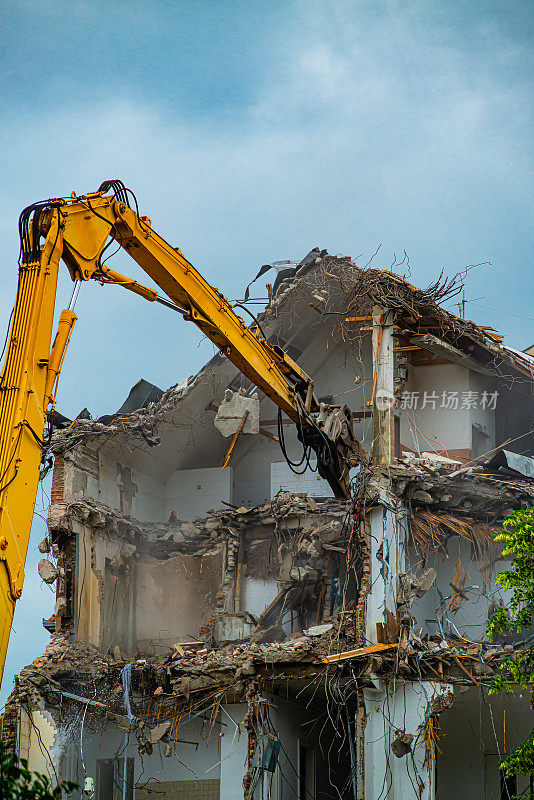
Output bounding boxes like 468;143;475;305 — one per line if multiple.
408;537;508;639
270;460;332;497
364;681;449;800
232;433;278;507
367;504;404;643
63;716;224;796
163;466;233;520
402;363;470;454
72;450;165;522
437;687;533;799
129;470;165;522
24;708;57;785
243;577;278;618
468;371;496;458
94;452;121;510
219;704;248;800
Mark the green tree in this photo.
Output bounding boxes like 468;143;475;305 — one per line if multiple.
0;740;78;799
488;508;534;791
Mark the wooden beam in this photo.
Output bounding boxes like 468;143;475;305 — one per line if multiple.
322;642;398;664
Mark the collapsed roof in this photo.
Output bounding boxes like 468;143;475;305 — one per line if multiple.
48;249;534;458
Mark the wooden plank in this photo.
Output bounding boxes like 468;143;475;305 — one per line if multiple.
453;655;480;686
322;642;398;664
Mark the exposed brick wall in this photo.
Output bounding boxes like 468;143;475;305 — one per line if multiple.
50;454;66;505
0;706;19;754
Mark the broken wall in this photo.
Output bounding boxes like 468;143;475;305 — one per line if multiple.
61;713;225;799
407;535;506;640
61;445;233;523
134;551;223;655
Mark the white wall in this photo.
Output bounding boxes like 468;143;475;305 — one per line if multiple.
219;704;248;800
270;460;332;497
408;537;508;640
63;715;223;798
21;708;57;785
367;504;404;643
66;450;232;523
402;363;470;455
243;577;279;619
468;371;496;458
437;687;533;799
163;466;233;521
364;681;450;800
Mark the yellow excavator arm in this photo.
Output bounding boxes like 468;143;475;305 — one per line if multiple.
0;181;358;681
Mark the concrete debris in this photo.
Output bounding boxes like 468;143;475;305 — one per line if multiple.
37;559;58;584
38;537;51;554
391;731;414;758
149;721;171;743
214;389;260;436
304;623;334;636
54;597;66;616
251;625;287;644
397;568;437;613
6;617;519;733
370;463;534;520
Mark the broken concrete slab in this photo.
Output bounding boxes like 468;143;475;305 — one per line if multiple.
397;568;437;613
38;559;58;584
214;389;260;436
251;625;287;644
149;721;171;743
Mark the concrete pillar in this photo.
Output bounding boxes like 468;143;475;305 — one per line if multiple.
371;305;395;466
362;681;452;800
366;504;405;644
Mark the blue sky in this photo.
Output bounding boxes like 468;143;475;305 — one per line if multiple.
1;0;533;705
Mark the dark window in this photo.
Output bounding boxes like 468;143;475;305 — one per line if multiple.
500;769;517;800
96;757;134;800
394;415;401;459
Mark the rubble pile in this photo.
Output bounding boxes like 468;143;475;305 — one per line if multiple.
9;633;110;707
47;493;353;569
7;617;519;732
48;497;236;560
366;462;534;520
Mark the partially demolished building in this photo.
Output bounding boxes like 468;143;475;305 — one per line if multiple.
3;250;534;799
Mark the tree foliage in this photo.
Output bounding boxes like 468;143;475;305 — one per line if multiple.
488;508;534;788
0;740;78;800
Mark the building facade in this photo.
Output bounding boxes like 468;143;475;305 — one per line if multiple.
3;251;534;799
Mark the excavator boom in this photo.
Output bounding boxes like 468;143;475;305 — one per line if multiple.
0;181;359;682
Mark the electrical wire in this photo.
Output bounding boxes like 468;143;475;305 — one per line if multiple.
277;407;313;473
231;302;268;339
